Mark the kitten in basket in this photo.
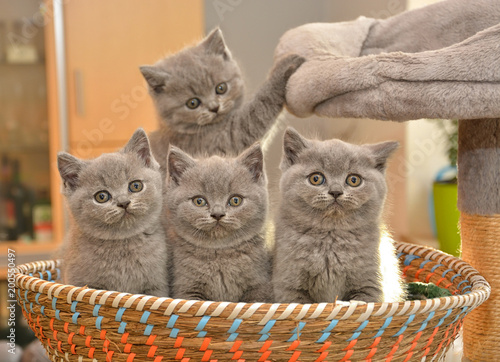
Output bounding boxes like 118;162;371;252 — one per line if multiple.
57;129;169;297
273;128;405;303
140;28;305;168
165;143;272;302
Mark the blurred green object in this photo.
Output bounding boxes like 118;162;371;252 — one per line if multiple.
406;282;452;300
433;181;461;256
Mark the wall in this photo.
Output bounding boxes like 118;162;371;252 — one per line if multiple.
204;0;408;239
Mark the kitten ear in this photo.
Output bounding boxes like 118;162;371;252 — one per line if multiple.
57;152;86;191
366;141;399;172
167;146;196;185
200;28;231;60
237;143;265;183
122;128;159;169
281;127;310;170
140;65;169;91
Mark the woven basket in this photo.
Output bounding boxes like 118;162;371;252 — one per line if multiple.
15;242;490;362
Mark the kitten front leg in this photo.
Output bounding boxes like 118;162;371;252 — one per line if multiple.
273;286;315;304
241;282;273;303
230;54;305;150
344;286;383;303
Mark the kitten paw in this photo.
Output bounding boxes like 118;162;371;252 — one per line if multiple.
270;54;306;85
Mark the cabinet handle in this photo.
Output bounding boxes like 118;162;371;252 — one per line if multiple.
74;69;85;117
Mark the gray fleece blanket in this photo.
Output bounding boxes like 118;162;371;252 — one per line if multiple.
275;0;500;121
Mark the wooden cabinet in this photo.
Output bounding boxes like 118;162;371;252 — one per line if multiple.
1;0;204;275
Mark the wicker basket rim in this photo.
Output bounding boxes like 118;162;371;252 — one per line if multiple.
15;241;491;325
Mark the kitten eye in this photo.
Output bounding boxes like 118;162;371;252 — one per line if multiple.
228;195;243;207
186;98;201;109
193;197;207;207
346;174;362;187
153;86;164;94
309;172;325;186
94;191;111;203
215;82;227;95
129;180;143;193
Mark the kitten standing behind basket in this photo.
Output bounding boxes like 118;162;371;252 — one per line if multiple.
140;28;305;167
166;143;271;302
57;129;169;297
273;128;405;303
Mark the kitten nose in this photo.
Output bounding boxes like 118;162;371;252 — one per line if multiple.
211;211;225;221
209;104;219;113
117;199;131;209
329;190;343;199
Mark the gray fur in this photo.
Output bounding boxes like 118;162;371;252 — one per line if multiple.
165;143;272;302
141;28;305;169
273;128;403;303
58;129;169;296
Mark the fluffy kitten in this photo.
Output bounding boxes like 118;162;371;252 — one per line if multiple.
140;28;305;168
166;143;271;302
273;128;404;303
57;129;169;296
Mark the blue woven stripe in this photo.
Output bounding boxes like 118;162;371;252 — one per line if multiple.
323;319;339;333
38;272;43;278
419;260;432;269
71;301;78;313
347;331;362;341
52;298;57;310
226;333;239;342
441;269;454;278
431;264;444;272
355;320;369;332
55;309;61;321
373;316;393;338
118;321;127;334
461;285;472;293
169;328;179;338
197;331;207;338
392;326;407;337
450;274;461;282
56;268;61;281
449;306;468;325
258;334;270;342
287;321;306;342
72;312;80;324
228;318;242;334
115;307;126;322
24;290;29;302
30;302;34;313
93;304;101;317
96;316;103;329
167;314;178;329
144;324;154;336
35;293;41;304
40;306;45;317
259;320;276;335
140;310;151;324
404;255;420;266
46;270;52;281
436;309;453;327
457;280;469;289
316;333;330;343
396;252;405;259
415;311;435;333
195;316;211;331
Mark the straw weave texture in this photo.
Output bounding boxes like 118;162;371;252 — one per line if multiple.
15;242;489;362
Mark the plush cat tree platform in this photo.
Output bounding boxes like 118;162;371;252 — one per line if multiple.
275;0;500;360
15;243;489;361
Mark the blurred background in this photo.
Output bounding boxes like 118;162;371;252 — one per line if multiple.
1;0;459;360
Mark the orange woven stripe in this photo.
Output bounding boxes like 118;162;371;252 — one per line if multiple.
146;335;157;346
57;341;63;353
88;347;95;358
200;338;211;351
343;339;357;351
85;336;92;348
414;269;423;280
64;322;69;333
258;351;272;362
175;348;185;360
46;338;51;348
339;349;353;362
315;351;328;362
259;340;272;353
106;351;114;362
411;331;422;344
121;333;129;344
126;353;136;362
124;343;132;353
53;330;58;340
180;359;189;362
232;350;243;360
403;265;412;276
79;326;85;335
103;340;110;352
71;344;76;354
147;345;158;358
50;318;55;331
369;337;381;349
365;348;377;360
289;351;301;362
202;350;213;362
153;357;163;362
435;277;446;286
422;347;430;357
444;282;452;289
315;341;331;353
230;341;243;353
425;273;435;283
68;332;75;344
287;340;300;351
403;351;414;362
174;337;184;348
100;330;107;340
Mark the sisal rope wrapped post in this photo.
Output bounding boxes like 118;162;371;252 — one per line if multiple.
458;118;500;361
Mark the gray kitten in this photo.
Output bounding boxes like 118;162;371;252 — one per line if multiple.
165;143;271;302
57;129;168;297
140;28;305;168
273;128;404;303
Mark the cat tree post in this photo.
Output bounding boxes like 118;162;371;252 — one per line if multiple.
458;118;500;361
